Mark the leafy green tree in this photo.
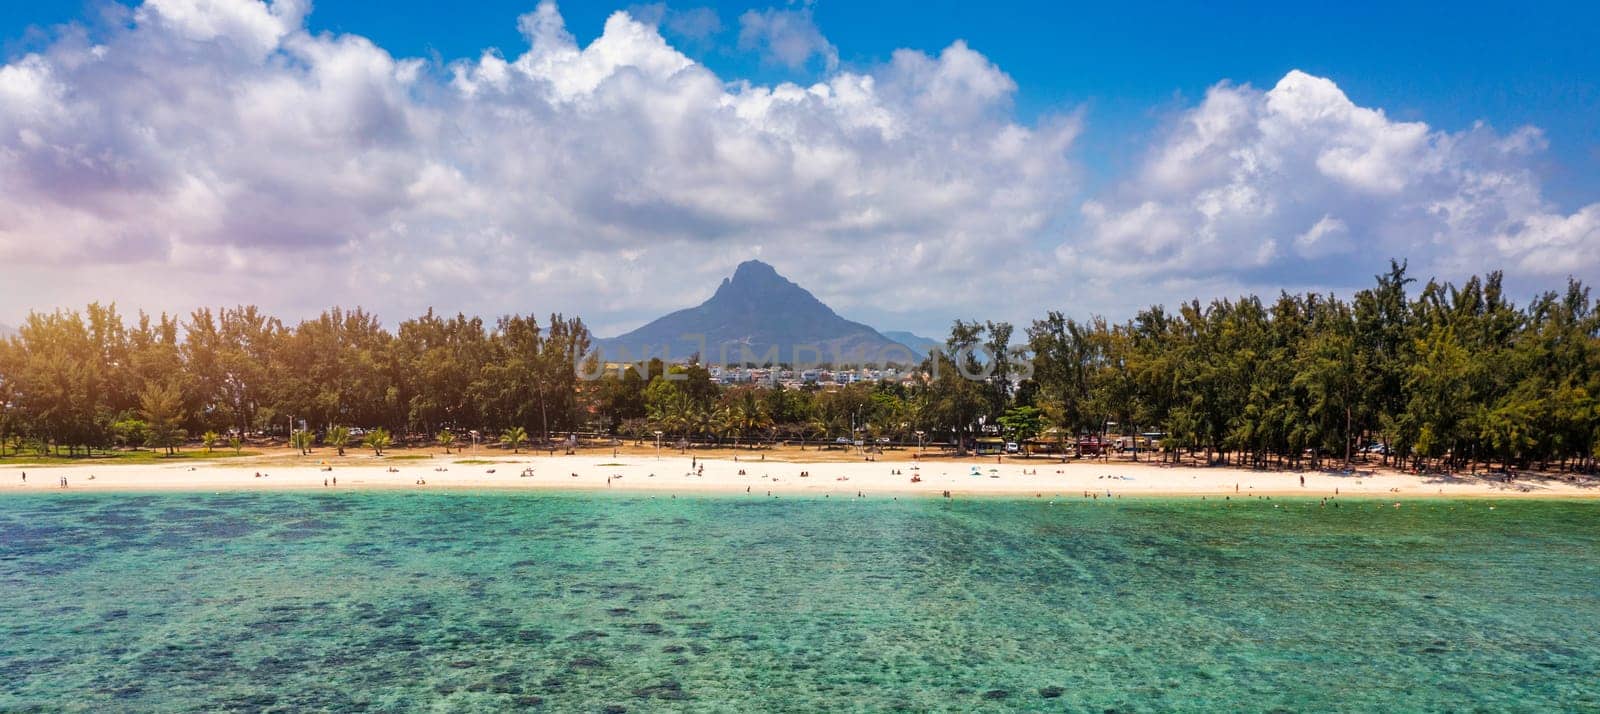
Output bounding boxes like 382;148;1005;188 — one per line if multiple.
111;418;149;451
139;380;187;456
997;405;1044;456
919;321;992;455
0;267;1595;475
437;430;457;454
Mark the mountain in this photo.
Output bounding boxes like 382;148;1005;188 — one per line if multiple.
592;261;919;366
882;331;941;359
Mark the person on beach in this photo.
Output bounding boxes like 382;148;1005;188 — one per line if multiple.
1300;475;1305;487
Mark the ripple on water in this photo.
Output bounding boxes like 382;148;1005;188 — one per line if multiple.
0;493;1596;712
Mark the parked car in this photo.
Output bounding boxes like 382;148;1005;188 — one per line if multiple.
1004;442;1019;453
834;437;850;445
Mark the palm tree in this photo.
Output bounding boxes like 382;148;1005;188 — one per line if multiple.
734;397;772;449
201;430;220;454
327;425;352;456
290;429;313;455
437;430;457;454
501;426;528;454
688;407;716;451
363;427;391;456
228;435;243;455
648;391;694;446
800;416;827;450
714;405;737;448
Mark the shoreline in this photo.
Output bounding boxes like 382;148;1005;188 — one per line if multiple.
3;453;1595;500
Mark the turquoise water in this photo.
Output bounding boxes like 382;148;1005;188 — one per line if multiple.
1;493;1596;712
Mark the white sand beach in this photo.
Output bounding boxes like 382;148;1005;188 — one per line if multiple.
3;450;1595;498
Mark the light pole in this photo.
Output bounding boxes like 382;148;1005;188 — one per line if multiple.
654;430;663;460
850;410;858;453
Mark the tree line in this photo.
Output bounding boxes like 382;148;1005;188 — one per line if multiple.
1020;263;1599;472
0;306;589;456
1;262;1596;472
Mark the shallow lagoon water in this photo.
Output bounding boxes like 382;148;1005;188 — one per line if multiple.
1;492;1596;712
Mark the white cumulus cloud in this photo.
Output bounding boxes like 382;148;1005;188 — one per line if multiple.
1069;70;1600;300
0;3;1595;335
0;0;1079;334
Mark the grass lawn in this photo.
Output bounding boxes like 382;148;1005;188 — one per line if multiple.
0;450;262;466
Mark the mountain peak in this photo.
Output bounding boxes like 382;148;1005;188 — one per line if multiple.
731;259;779;282
596;260;921;365
712;260;809;304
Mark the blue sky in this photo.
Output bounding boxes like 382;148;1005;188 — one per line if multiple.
406;1;1600;206
0;0;1597;335
7;0;1597;202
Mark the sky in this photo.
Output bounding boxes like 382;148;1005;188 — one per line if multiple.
0;0;1597;338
